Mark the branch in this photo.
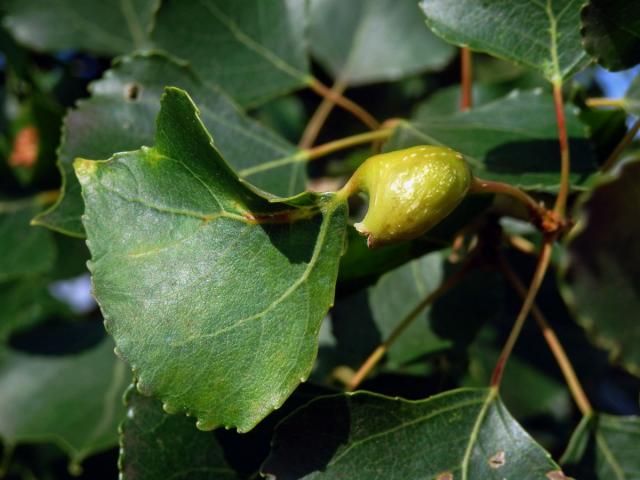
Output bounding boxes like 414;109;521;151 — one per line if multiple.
460;47;473;111
299;79;348;149
601;118;640;172
497;255;593;416
347;256;476;391
490;240;553;386
469;177;564;235
308;78;380;131
552;82;571;218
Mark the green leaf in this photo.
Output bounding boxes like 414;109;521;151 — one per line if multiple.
420;0;591;83
390;90;596;192
150;0;310;107
2;0;158;55
262;388;565;479
561;414;640;479
119;387;240;480
581;0;640;72
0;278;69;341
560;159;640;376
76;87;348;432
333;252;450;370
308;0;455;85
34;53;305;238
0;338;129;466
0;197;56;281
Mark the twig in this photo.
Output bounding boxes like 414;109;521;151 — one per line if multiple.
299;78;348;149
504;234;537;256
552;82;571;218
490;240;553;386
307;128;394;162
460;47;473;111
238;128;396;178
470;177;563;235
497;255;593;415
585;97;626;108
601;118;640;172
347;256;476;391
308;78;380;131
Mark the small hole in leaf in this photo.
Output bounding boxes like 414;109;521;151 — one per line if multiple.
488;451;505;468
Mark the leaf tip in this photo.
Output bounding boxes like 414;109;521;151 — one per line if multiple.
73;158;98;180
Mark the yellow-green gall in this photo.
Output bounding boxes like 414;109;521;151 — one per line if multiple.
344;145;472;247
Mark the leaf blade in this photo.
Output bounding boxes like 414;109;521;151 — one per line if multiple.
34;53;305;237
420;0;591;82
262;388;563;479
77;87;348;431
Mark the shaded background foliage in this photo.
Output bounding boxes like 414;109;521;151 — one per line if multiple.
0;0;639;479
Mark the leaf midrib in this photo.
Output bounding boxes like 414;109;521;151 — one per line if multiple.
197;0;308;82
327;395;492;468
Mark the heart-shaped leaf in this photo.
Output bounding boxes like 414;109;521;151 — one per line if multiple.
262;388;565;479
420;0;591;83
309;0;455;86
77;87;348;432
581;0;640;72
35;53;305;238
150;0;310;107
560;158;640;376
2;0;158;55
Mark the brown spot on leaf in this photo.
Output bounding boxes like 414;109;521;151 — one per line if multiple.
125;82;141;101
488;450;505;468
546;470;572;480
9;126;39;168
436;472;453;480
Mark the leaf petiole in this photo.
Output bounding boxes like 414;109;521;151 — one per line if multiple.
307;77;380;131
469;177;564;235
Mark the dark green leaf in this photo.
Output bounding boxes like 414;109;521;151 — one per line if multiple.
119;388;240;480
561;414;640;478
150;0;310;107
333;252;450;371
76;88;348;432
0;338;129;466
0;278;70;341
2;0;158;55
391;90;596;192
560;159;640;376
0;197;56;281
262;388;565;479
420;0;591;83
309;0;455;85
581;0;640;72
34;53;305;237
